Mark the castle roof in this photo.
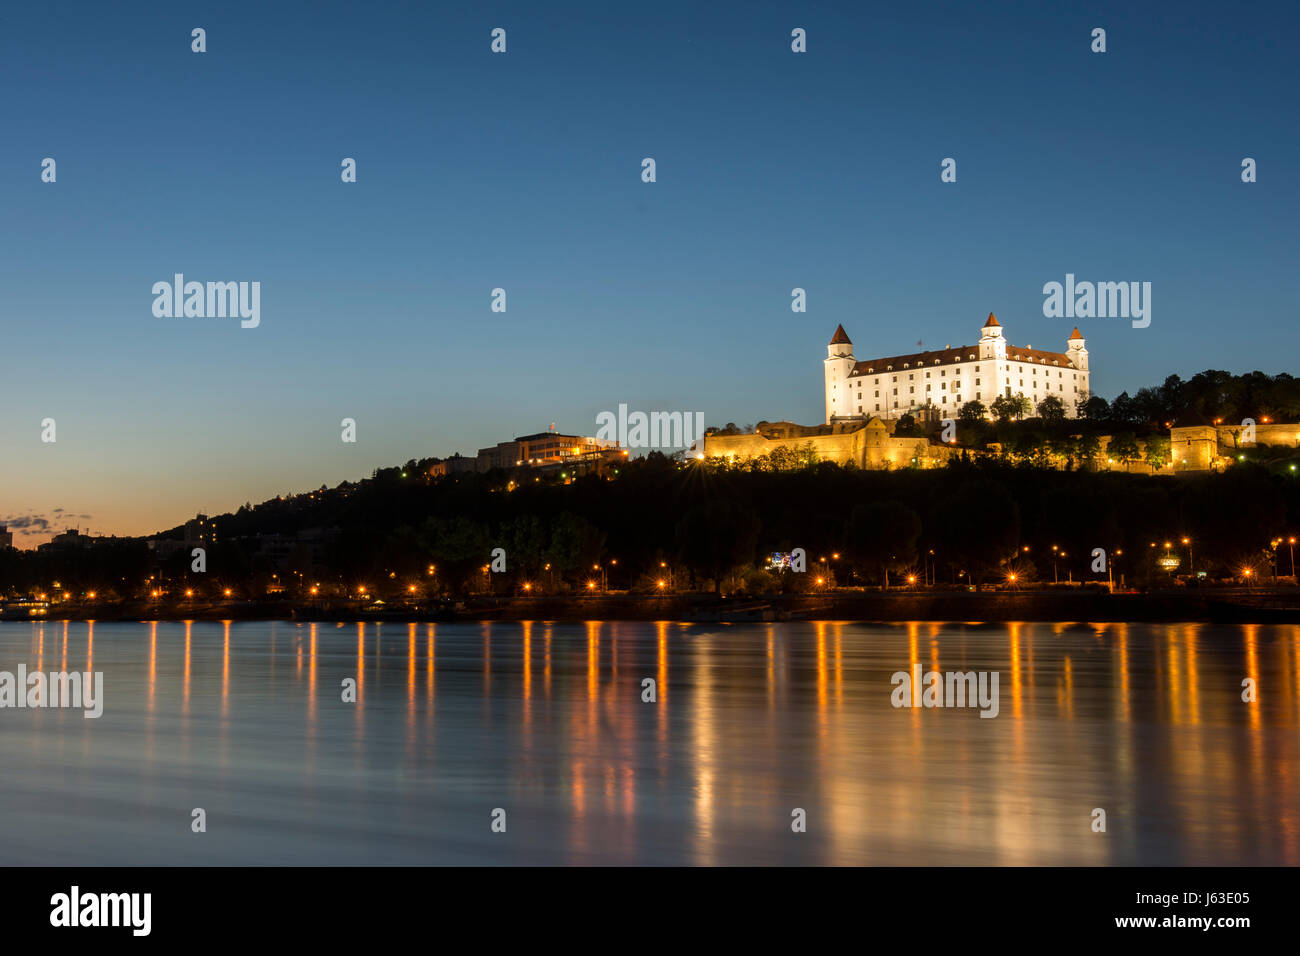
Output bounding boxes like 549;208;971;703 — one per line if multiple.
829;324;852;345
849;342;1074;376
983;313;1000;328
1069;327;1084;340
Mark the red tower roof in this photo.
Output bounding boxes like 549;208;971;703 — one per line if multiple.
983;313;1001;328
1069;326;1084;340
829;324;852;345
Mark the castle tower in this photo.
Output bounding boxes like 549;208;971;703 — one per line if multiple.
977;313;1006;361
1067;326;1088;371
824;324;855;422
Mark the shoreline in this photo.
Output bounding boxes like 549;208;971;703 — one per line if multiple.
6;588;1300;625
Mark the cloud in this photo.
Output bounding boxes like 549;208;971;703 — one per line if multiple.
1;510;94;538
2;515;51;531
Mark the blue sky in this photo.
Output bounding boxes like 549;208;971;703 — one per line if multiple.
2;0;1297;542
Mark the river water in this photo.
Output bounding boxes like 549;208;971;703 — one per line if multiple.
1;619;1295;865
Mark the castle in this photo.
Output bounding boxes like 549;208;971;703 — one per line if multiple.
825;314;1089;423
697;314;1294;473
699;313;1098;470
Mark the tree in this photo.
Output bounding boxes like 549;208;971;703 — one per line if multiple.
894;414;923;437
1047;434;1079;467
934;479;1020;588
545;512;605;582
675;499;760;595
1078;395;1109;421
1077;433;1102;468
990;395;1017;424
958;401;987;423
419;516;492;593
846;500;921;589
1144;434;1172;471
1109;392;1138;428
1036;395;1066;425
1108;432;1141;471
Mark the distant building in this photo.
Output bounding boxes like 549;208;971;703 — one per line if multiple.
184;514;217;545
0;526;12;549
477;431;618;472
39;529;96;551
1168;422;1300;471
432;429;622;476
428;453;478;477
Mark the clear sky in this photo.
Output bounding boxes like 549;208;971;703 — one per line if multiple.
2;0;1297;546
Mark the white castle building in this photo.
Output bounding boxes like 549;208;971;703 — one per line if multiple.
824;314;1089;423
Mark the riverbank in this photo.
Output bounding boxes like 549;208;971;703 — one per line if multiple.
6;587;1300;624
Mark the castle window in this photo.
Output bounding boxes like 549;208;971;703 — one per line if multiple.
910;386;915;394
941;370;946;376
925;372;930;379
975;378;981;385
874;390;879;397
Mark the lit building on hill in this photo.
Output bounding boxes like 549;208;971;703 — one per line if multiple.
825;314;1090;423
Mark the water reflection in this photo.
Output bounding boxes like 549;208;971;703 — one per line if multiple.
1;620;1297;865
